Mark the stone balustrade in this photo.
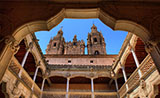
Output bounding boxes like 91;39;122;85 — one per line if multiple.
118;54;156;98
42;91;117;98
8;56;41;98
48;64;112;71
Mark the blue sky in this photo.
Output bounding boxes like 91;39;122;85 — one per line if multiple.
35;18;128;54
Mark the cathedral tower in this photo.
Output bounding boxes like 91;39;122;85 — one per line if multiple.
87;24;106;55
64;35;85;55
46;29;65;54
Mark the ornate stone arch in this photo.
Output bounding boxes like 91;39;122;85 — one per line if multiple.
12;8;150;44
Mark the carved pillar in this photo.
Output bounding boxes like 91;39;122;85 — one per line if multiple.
130;47;142;77
18;42;33;77
121;65;129;90
40;70;50;98
66;78;70;98
91;78;94;98
114;78;119;91
31;61;41;90
0;36;20;82
114;78;120;98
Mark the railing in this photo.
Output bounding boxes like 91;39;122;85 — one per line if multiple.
42;91;117;98
118;54;156;98
8;56;41;98
118;82;127;97
48;64;112;71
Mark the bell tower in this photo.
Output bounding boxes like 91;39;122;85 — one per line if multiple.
87;24;106;55
46;28;65;54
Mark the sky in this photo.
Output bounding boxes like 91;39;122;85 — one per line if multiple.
35;18;128;55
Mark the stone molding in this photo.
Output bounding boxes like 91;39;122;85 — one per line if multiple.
4;35;20;54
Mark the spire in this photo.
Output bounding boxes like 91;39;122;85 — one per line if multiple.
91;23;97;30
73;35;77;42
58;26;63;35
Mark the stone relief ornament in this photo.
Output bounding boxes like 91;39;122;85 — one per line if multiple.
139;79;151;98
4;35;20;54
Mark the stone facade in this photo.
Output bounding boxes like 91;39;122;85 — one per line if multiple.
64;35;85;55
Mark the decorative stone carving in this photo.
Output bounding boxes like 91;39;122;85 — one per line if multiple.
126;93;130;98
65;73;71;77
4;35;20;54
110;71;115;78
28;42;33;51
139;79;150;98
88;73;94;78
145;41;155;53
12;85;21;97
43;70;51;79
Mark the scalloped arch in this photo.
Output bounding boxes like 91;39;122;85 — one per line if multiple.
12;8;150;43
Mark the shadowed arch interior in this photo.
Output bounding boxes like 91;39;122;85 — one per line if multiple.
0;82;9;98
117;69;125;89
23;52;36;79
35;68;43;89
44;76;67;91
94;77;116;92
15;39;27;63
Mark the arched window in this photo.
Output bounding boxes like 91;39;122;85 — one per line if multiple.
94;51;99;55
73;42;77;46
93;38;97;42
53;43;56;47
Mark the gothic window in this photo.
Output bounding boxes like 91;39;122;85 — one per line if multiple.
94;51;99;55
93;38;97;42
54;43;56;47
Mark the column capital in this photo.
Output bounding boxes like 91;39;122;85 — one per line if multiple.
119;62;125;69
43;70;50;79
110;70;116;78
65;73;71;78
26;42;33;51
128;43;135;52
36;61;41;67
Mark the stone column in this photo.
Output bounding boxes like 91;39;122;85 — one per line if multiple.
31;61;40;90
66;78;70;98
91;78;94;98
121;66;129;90
40;78;46;98
18;42;33;77
130;47;142;77
114;78;120;98
114;78;119;92
0;36;20;82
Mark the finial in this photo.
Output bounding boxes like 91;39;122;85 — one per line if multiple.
60;26;63;30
